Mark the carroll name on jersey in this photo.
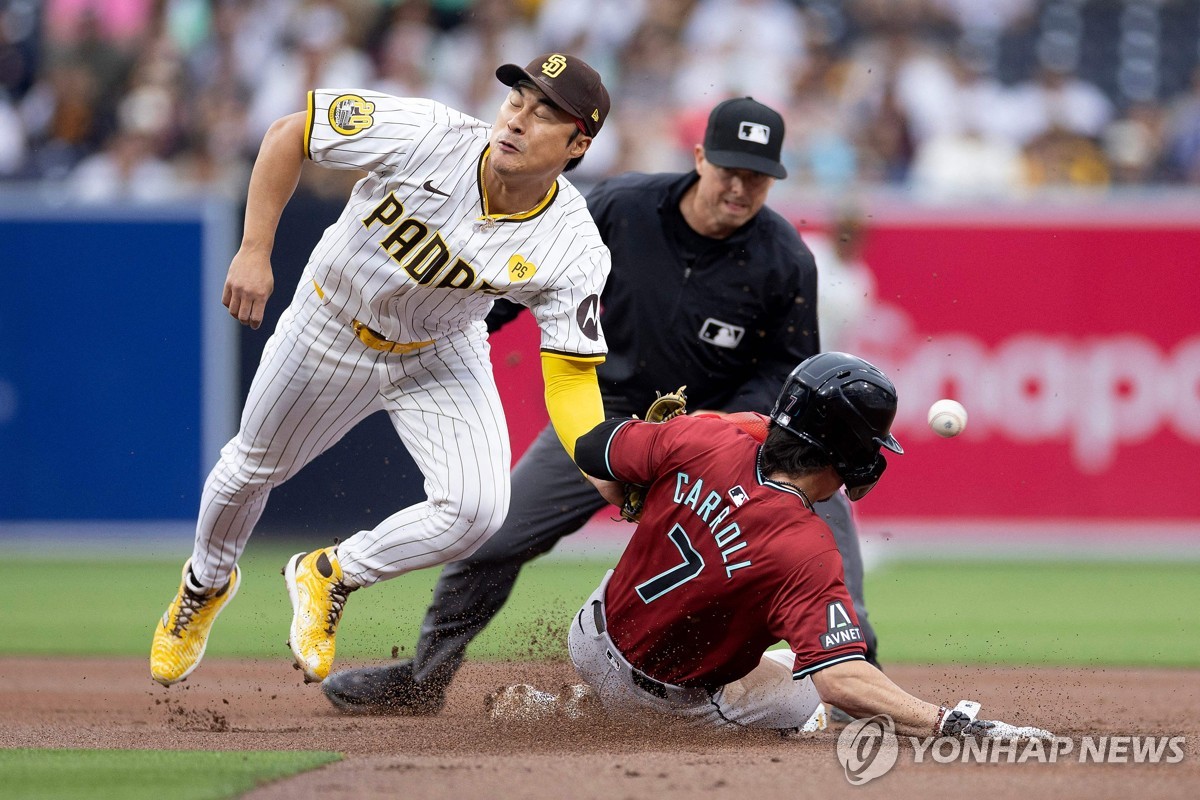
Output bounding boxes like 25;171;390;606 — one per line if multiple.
672;472;752;578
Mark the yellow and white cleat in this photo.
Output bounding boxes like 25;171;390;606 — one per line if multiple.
284;547;356;683
150;559;240;686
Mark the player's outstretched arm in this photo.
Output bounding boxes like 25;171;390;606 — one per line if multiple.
812;660;940;735
541;354;605;459
222;111;307;329
575;419;634;507
811;660;1052;739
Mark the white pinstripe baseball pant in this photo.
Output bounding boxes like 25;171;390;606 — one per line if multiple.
189;284;512;589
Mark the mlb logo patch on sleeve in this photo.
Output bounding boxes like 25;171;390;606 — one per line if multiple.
700;318;745;349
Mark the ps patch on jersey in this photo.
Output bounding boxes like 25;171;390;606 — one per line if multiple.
728;485;748;507
329;94;376;135
576;294;600;341
506;254;537;283
700;318;745;349
820;600;863;650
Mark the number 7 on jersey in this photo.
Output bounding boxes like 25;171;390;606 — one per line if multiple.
635;524;705;603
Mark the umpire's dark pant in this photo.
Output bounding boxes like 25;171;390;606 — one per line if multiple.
411;424;879;685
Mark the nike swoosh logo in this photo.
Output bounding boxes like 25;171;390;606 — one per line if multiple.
422;180;449;197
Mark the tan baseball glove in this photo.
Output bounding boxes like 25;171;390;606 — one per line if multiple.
619;386;687;522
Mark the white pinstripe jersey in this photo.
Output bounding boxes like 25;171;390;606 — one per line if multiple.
303;88;609;359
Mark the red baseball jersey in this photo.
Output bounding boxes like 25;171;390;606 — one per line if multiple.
601;415;867;687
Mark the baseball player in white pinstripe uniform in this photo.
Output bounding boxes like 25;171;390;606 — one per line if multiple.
151;53;612;687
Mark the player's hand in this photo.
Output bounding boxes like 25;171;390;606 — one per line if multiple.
222;249;275;329
938;701;1053;740
961;719;1055;740
585;474;625;506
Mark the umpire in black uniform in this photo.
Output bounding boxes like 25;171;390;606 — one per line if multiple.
323;97;880;713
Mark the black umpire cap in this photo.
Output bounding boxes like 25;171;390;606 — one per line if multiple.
496;53;611;137
703;97;787;179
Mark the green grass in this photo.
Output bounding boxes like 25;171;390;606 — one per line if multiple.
4;542;606;662
0;749;340;800
3;545;1198;667
866;560;1200;667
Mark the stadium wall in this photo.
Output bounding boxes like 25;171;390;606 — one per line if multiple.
0;195;238;534
2;192;1196;554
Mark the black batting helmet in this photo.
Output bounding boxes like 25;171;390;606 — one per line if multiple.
769;352;903;501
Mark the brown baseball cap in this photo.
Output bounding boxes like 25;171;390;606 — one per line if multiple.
496;53;610;137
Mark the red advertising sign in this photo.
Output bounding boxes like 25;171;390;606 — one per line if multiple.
810;211;1200;522
491;205;1200;525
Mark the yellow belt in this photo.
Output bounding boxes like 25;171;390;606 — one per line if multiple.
313;280;434;355
351;320;434;354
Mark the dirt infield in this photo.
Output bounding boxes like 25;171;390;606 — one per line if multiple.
1;656;1196;799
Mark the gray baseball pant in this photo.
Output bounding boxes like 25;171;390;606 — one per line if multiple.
410;423;879;684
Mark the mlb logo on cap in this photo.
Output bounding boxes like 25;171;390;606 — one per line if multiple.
703;97;787;179
738;122;770;145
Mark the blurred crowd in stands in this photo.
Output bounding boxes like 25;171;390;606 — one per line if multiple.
3;0;1200;203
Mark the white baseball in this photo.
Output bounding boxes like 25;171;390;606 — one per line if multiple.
928;399;968;438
